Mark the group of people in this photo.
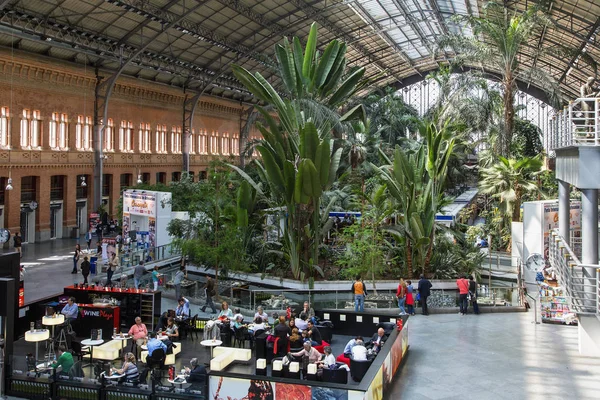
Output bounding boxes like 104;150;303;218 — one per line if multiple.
456;275;480;315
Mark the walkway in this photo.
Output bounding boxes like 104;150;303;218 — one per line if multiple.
389;312;600;400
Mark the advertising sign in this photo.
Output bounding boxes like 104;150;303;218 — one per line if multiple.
542;202;581;260
89;212;101;236
123;191;157;217
18;280;24;307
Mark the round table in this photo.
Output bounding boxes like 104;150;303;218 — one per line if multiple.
168;375;191;389
200;339;222;359
101;371;125;383
111;334;130;357
25;329;50;363
36;362;54;372
81;339;104;366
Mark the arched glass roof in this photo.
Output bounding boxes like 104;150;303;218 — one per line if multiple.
0;0;597;103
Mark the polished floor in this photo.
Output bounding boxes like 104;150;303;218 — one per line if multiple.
389;312;600;400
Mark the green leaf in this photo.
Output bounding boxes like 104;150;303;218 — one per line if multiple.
303;22;318;79
328;67;366;106
275;41;298;96
314;40;340;89
257;145;285;194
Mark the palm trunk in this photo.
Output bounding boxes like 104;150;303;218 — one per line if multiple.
503;75;515;157
422;233;435;276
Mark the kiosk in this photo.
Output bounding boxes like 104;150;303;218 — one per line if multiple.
122;190;172;254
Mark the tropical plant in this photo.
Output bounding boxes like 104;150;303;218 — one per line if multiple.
230;23;368;284
377;120;456;277
479;156;543;222
437;1;559;157
511;118;544;159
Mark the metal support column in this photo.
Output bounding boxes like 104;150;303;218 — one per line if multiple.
582;189;599;265
558;180;571;243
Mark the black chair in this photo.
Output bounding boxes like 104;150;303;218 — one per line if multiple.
349;357;373;382
187;315;199;340
70;341;90;361
233;326;250;348
322;364;348;384
146;348;166;371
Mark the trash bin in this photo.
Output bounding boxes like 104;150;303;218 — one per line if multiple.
90;256;98;275
71;227;80;239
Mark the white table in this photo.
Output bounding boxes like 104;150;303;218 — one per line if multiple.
200;339;222;359
81;339;104;366
101;371;125;382
168;375;191;389
35;362;54;372
111;335;130;357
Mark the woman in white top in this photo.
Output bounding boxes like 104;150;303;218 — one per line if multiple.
251;317;266;335
321;346;350;371
351;339;368;361
254;306;269;322
217;301;233;321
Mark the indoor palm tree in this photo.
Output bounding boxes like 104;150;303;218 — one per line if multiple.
437;1;559;157
479;156;543;222
229;23;367;283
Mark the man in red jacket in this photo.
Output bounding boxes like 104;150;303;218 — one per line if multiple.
456;275;470;315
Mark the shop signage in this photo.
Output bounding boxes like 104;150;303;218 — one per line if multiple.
123;192;156;217
80;308;114;321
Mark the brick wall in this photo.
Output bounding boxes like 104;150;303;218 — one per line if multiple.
0;48;261;241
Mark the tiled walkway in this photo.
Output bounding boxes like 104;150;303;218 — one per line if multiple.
389;312;600;400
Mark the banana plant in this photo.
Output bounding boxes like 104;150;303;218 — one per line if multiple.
377;120;456;277
229;23;366;282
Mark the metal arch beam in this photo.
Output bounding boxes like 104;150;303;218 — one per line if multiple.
182;90;203;173
558;16;600;84
92;0;204;211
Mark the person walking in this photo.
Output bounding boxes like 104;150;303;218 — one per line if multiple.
106;251;118;286
133;261;146;289
456;275;469;315
85;230;93;251
351;276;368;312
406;280;415;316
396;278;407;315
80;256;91;284
417;275;432;316
469;276;480;315
200;276;217;314
151;265;160;291
174;265;187;300
13;232;22;258
72;244;81;274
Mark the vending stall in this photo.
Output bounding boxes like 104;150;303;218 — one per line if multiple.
122;189;172;254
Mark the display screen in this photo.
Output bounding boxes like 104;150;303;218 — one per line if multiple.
18;279;24;307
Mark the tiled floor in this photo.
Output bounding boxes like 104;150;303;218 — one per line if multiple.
388;312;600;400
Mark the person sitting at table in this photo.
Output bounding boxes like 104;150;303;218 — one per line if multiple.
217;301;233;322
288;318;296;331
175;297;190;318
300;330;311;344
231;314;245;330
368;327;388;354
61;297;78;322
251;316;266;336
295;312;308;331
185;357;207;388
111;352;139;383
351;339;368;361
289;328;303;351
319;346;350;371
51;345;74;374
290;342;322;372
274;316;290;339
299;301;315;321
147;331;167;357
254;306;269;322
128;317;148;358
163;317;179;343
343;336;363;358
306;320;322;346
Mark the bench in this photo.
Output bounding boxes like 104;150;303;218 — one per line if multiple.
210;347;251;371
140;342;181;365
88;339;127;361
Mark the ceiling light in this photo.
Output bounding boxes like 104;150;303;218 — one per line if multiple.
80;176;87;187
137;174;143;184
5;178;13;191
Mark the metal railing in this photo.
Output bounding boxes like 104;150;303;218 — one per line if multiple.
548;97;600;153
548;230;599;315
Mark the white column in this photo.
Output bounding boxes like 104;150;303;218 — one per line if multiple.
558;180;570;243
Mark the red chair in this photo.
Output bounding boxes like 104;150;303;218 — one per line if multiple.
314;341;330;354
336;353;350;367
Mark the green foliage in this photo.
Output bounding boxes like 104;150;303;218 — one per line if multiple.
479;156;543;223
335;224;386;281
428;231;485;280
230;23;368;283
511;119;544;159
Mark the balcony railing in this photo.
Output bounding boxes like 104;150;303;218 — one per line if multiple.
548;230;598;315
547;97;600;154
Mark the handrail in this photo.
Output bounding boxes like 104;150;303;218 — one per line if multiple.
549;230;598;315
548;96;600;153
